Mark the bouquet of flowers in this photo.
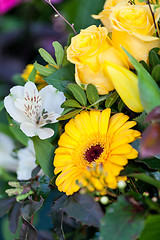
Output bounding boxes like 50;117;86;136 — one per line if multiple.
1;0;160;239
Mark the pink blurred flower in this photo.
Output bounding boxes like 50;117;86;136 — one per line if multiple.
0;0;21;15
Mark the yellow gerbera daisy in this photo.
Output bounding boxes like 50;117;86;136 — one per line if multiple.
54;109;140;195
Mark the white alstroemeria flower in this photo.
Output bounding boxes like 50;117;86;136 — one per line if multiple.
17;140;43;180
0;133;18;172
4;81;65;139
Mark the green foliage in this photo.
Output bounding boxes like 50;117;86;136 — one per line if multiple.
39;48;57;66
34;62;54;77
105;91;119;108
32;137;55;179
139;215;160;240
100;195;146;240
123;48;160;113
86;84;99;109
28;66;37;82
8;117;29;146
37;175;50;199
128;173;160;188
151;65;160;82
0;100;4;112
44;64;75;91
52;41;64;66
67;83;87;106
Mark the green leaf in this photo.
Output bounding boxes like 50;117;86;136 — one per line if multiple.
0;100;4;111
28;66;37;82
105;91;119;108
140;60;151;74
118;99;125;112
39;48;57;66
8;118;29;146
151;65;160;82
44;64;75;91
123;48;160;113
100;195;145;240
61;99;82;108
133;112;148;131
67;83;87;106
139;215;160;240
57;109;82;121
128;173;160;188
52;41;64;66
37;175;50;198
149;49;160;68
86;84;99;108
32;137;55;179
136;157;160;170
12;74;25;86
34;62;53;77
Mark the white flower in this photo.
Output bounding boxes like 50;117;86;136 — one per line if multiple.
17;140;43;180
0;133;18;172
4;81;65;139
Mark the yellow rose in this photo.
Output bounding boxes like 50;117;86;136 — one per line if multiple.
110;5;160;66
67;25;129;94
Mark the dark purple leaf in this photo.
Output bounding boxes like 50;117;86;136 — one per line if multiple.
140;122;160;158
21;197;44;219
0;197;16;217
145;106;160;122
37;230;54;240
63;193;104;228
9;202;21;234
19;217;37;240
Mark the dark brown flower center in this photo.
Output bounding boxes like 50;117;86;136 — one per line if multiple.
84;144;104;163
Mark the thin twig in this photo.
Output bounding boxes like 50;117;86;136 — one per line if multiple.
45;0;77;35
147;0;159;38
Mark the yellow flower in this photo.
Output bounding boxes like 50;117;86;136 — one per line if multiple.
54;109;140;195
110;5;160;66
79;164;127;195
103;61;144;112
21;64;47;89
67;25;129;95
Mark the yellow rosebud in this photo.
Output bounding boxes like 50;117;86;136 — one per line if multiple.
67;25;129;95
103;61;144;112
110;5;160;66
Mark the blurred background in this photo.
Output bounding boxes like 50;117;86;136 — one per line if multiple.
0;0;105;239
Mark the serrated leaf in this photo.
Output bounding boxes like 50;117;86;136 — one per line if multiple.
139;215;160;240
64;193;104;228
151;64;160;82
44;64;75;91
105;91;119;108
67;83;87;106
52;41;64;66
61;99;82;108
28;66;37;82
21;197;44;219
34;62;53;77
57;109;82;121
32;137;55;179
39;48;57;66
0;100;4;111
133;112;148;131
149;49;160;68
86;84;99;108
123;48;160;113
8;117;29;146
128;173;160;188
100;195;145;240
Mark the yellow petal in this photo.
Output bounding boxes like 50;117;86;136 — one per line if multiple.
104;61;144;112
